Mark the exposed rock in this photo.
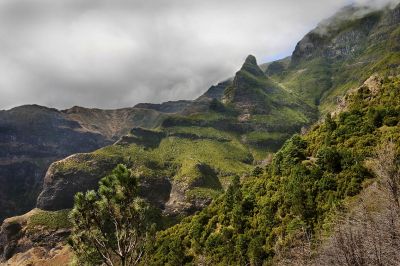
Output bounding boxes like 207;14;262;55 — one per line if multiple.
36;153;122;211
291;5;381;64
241;55;266;77
0;209;71;264
196;79;233;102
134;100;193;114
331;74;383;117
0;105;110;222
63;105;165;140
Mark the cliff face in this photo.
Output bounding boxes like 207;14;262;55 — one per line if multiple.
268;3;400;111
0;209;72;264
0;105;111;222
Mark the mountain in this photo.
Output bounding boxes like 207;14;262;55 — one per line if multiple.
148;72;400;265
0;52;316;262
266;3;400;112
35;55;315;215
0;103;175;222
1;2;399;265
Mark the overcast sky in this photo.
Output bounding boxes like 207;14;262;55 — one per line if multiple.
0;0;397;110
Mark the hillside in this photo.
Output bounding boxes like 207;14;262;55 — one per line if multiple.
0;105;110;222
146;73;400;265
0;2;399;265
0;54;317;263
265;3;400;113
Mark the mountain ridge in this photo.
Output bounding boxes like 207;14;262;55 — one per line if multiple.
1;2;399;264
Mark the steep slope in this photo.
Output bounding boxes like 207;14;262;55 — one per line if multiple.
3;4;399;264
63;106;165;140
0;105;110;222
266;3;400;113
147;73;400;265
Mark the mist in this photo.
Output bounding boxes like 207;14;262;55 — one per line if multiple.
0;0;397;110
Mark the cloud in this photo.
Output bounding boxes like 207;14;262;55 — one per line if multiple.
0;0;397;109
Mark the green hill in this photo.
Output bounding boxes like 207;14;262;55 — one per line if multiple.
146;73;400;266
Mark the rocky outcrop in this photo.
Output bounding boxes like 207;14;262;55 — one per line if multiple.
0;209;71;264
290;4;400;67
63;106;165;141
222;55;269;113
36;153;123;211
196;79;232;102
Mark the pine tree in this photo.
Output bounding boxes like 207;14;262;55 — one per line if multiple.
69;164;156;266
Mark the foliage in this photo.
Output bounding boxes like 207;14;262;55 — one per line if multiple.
69;164;158;266
28;209;71;230
146;75;400;265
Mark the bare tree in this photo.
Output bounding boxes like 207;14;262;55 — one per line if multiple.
315;140;400;266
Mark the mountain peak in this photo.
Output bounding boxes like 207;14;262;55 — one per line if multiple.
244;54;257;65
240;55;265;77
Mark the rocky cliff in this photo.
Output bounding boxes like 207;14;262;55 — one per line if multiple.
267;3;400;111
0;105;111;222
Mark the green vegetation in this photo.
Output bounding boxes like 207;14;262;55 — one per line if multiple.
145;75;400;265
69;164;157;266
267;7;400;115
28;209;71;230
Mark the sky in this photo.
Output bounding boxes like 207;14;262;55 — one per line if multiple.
0;0;398;110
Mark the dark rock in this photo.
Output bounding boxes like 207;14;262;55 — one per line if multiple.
134;100;193;113
196;79;232;102
240;55;265;77
0;105;111;222
36;153;121;211
0;210;71;262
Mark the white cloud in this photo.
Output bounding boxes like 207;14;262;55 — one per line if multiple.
0;0;397;109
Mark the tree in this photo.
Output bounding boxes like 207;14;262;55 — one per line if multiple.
370;140;400;212
69;164;155;266
315;140;400;265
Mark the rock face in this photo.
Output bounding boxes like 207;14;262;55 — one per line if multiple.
36;153;121;211
264;3;400;110
0;105;110;222
36;132;172;211
196;79;232;102
291;5;381;64
0;209;72;264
